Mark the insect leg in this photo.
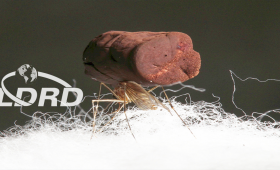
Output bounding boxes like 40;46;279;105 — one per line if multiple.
91;82;103;139
91;99;125;139
103;102;114;114
124;84;136;140
100;82;121;100
91;82;121;138
147;86;159;93
97;103;124;133
161;86;196;139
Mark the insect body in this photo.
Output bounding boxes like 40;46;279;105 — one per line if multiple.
91;81;195;140
113;81;168;111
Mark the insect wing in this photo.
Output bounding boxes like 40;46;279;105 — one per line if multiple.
125;82;170;112
149;94;170;112
125;82;158;110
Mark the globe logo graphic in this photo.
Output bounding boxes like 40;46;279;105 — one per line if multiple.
17;64;38;84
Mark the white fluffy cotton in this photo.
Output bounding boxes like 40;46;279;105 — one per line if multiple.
0;100;280;170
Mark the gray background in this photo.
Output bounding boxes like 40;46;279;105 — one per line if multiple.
0;0;280;131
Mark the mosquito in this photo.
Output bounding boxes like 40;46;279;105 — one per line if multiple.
91;81;196;139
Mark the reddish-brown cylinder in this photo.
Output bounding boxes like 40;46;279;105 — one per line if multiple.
83;31;201;87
